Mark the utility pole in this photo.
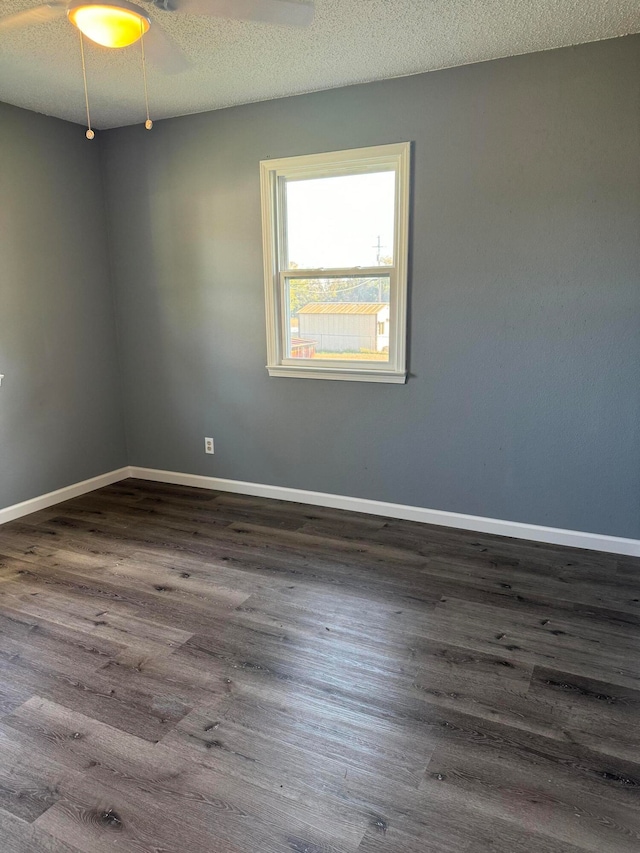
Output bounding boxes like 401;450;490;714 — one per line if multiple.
373;235;384;265
373;235;384;301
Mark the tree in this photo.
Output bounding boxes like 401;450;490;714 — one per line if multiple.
288;266;390;316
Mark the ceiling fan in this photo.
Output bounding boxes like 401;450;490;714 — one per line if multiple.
0;0;315;73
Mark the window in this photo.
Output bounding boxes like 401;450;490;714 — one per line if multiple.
260;143;411;383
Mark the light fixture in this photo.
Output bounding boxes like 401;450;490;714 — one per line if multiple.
67;1;150;49
70;0;154;140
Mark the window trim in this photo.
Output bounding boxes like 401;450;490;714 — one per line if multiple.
260;142;411;383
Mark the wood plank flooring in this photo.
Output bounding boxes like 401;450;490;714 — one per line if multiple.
0;478;638;852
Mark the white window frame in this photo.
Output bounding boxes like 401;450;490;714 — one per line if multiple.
260;142;411;383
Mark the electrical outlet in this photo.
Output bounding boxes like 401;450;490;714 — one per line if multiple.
204;437;214;455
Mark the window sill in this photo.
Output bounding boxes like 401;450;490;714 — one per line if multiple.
266;365;407;384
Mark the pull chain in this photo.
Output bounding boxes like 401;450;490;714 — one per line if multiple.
140;23;152;130
79;31;94;140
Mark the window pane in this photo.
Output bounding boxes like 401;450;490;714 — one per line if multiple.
287;275;390;363
286;171;396;270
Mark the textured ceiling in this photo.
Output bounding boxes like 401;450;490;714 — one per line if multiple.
0;0;638;129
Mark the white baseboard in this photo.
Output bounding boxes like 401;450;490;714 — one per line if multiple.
0;468;130;526
1;464;637;557
129;466;640;558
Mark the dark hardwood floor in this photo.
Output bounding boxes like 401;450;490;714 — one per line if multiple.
0;478;638;852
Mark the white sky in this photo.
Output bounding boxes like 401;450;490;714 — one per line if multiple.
286;171;396;269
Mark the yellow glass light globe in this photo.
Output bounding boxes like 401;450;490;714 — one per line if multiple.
68;2;150;49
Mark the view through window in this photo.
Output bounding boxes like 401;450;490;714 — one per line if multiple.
285;172;394;362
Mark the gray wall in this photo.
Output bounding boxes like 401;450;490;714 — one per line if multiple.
0;102;127;508
101;35;639;539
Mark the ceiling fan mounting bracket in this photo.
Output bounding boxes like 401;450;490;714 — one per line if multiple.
150;0;176;12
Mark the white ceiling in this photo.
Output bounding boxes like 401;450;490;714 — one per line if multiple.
0;0;638;129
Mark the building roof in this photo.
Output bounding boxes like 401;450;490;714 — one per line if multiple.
297;303;388;316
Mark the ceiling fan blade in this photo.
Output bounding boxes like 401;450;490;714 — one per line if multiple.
0;2;66;32
172;0;314;27
143;24;190;74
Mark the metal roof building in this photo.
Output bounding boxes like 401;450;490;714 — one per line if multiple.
297;303;390;354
